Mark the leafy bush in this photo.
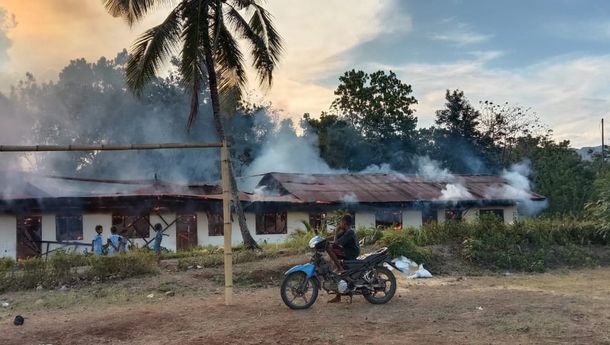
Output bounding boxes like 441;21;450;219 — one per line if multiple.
380;230;431;264
86;252;157;281
377;216;605;273
356;226;384;245
0;257;14;272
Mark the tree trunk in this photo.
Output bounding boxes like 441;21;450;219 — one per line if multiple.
204;51;260;250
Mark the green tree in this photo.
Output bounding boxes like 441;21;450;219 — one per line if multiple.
301;112;372;170
433;89;488;173
103;0;283;249
478;100;548;168
331;70;418;142
511;136;594;216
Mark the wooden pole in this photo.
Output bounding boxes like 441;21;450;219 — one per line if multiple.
602;118;605;165
0;142;222;152
220;141;233;305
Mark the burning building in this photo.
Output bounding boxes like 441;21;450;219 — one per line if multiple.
0;171;545;260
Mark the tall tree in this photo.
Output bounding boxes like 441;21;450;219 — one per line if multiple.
103;0;283;249
331;70;418;142
478;100;548;167
433;89;488;173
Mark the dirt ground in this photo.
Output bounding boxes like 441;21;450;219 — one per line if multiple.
1;254;610;345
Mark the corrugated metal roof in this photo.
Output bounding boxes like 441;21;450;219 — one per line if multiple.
256;172;545;203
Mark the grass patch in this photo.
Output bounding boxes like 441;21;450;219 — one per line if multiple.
0;251;158;293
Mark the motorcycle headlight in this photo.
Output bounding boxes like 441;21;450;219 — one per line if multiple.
308;235;322;249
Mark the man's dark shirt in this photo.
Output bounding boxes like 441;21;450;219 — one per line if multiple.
336;227;360;260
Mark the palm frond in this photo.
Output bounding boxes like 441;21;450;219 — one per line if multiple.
103;0;165;26
181;0;207;129
213;10;246;98
225;3;283;86
126;4;183;93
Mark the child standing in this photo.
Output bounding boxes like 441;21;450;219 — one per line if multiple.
93;225;104;255
152;223;167;255
107;226;123;256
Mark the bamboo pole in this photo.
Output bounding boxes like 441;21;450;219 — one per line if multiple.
0;142;222;152
220;141;233;305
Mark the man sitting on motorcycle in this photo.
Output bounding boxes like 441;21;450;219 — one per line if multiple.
327;214;360;303
332;214;360;261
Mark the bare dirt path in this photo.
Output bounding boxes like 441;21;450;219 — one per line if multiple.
1;264;610;344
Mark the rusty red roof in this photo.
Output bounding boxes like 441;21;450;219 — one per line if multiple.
255;172;545;203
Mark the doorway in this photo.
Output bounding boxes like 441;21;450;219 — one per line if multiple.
16;215;42;259
176;213;198;250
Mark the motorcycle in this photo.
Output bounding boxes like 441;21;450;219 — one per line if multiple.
280;235;397;309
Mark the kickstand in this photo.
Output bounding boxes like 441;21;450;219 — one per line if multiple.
348;294;353;304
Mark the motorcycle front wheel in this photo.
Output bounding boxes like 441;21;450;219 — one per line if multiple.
363;266;397;304
280;271;319;310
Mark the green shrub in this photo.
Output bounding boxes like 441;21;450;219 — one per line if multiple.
86;252;157;281
356;226;384;245
380;230;432;264
0;257;14;272
0;252;158;292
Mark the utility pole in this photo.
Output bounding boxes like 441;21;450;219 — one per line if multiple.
221;141;233;306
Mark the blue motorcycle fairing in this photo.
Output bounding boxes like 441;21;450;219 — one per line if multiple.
285;263;315;278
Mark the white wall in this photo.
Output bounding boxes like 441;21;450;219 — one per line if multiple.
197;211;300;247
503;206;518;224
355;212;375;229
0;215;16;259
402;210;423;228
437;209;446;223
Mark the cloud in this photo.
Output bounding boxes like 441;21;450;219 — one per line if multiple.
251;0;411;116
0;7;16;65
367;52;610;147
432;22;492;45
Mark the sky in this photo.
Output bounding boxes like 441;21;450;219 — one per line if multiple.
1;0;610;147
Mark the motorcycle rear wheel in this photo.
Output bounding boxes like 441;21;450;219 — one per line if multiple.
281;272;319;309
363;266;397;304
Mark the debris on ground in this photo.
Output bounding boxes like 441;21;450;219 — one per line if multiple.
146;294;154;299
165;291;175;297
392;256;433;279
1;301;10;308
14;315;24;326
390;256;432;278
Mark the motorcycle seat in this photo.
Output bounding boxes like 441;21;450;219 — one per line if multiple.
342;247;388;267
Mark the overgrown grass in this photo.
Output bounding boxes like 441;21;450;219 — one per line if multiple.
369;216;609;273
0;251;157;292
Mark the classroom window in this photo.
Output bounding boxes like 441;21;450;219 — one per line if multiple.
422;208;438;224
112;214;150;238
375;210;402;229
480;209;504;220
308;212;327;231
56;214;83;241
256;212;287;235
444;209;463;221
207;211;224;236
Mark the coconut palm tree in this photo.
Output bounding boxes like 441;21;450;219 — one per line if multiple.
103;0;283;249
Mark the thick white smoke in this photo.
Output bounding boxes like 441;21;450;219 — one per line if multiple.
485;160;548;215
415;156;454;182
245;119;336;176
439;183;474;201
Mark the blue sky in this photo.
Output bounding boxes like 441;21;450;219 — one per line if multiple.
344;0;610;70
1;0;610;147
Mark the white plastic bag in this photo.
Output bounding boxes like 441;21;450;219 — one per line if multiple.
408;264;432;279
392;256;418;273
